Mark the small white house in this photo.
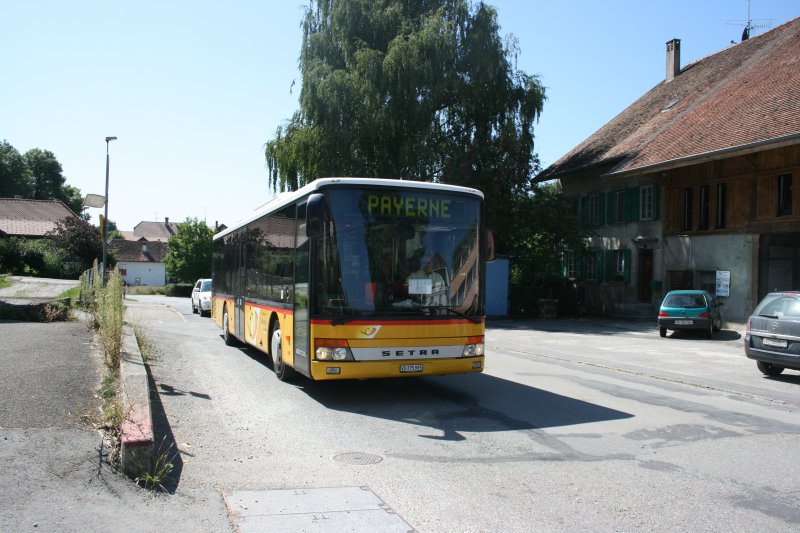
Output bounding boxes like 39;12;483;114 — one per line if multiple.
109;240;168;286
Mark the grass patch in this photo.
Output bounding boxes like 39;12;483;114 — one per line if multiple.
0;275;11;289
133;324;157;363
135;438;177;492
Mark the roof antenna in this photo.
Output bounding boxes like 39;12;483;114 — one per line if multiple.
725;0;772;42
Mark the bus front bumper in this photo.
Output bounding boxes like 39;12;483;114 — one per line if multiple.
310;357;485;380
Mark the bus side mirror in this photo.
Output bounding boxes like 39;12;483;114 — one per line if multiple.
486;230;496;262
306;193;326;238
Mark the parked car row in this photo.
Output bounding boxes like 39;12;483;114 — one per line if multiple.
657;289;800;378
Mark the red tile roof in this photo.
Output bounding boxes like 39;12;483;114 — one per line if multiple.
0;198;80;237
108;240;168;262
128;220;180;242
538;17;800;180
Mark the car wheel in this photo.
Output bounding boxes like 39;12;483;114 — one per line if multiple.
659;327;667;338
270;321;294;382
222;306;236;346
757;360;784;376
192;301;198;314
707;323;714;339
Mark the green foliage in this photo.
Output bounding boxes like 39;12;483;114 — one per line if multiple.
508;183;588;312
95;267;126;371
135;438;176;491
163;283;194;297
0;275;10;289
165;217;213;284
0;140;84;215
47;216;106;276
265;0;546;254
0;140;32;197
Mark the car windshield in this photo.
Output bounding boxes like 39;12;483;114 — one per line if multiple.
201;280;212;292
314;187;482;320
664;293;707;308
753;294;800;319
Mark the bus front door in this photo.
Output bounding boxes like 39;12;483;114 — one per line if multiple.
235;231;246;340
293;202;311;377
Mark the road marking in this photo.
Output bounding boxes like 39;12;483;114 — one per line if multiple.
225;486;415;532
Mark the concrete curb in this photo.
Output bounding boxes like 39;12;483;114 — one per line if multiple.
119;324;154;478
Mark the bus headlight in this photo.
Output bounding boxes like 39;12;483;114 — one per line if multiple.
315;339;354;361
462;336;485;357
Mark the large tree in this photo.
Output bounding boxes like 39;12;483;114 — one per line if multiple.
265;0;546;253
165;218;213;284
0;140;32;198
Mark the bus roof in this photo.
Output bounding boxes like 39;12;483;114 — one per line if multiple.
214;177;484;240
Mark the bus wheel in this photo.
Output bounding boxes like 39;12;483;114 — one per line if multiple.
270;321;294;382
222;306;236;346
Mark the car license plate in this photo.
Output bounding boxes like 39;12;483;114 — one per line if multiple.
675;320;693;325
762;338;788;348
400;364;423;373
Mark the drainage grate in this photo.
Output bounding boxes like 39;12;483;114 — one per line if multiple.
333;452;383;465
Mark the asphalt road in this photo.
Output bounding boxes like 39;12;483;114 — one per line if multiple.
125;294;800;532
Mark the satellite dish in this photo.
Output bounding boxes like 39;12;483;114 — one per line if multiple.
83;194;106;208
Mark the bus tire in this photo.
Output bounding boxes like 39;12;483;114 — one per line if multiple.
222;306;236;346
270;320;294;382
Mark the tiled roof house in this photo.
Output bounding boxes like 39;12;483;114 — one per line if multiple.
537;18;800;326
0;198;80;238
119;217;180;242
108;240;169;286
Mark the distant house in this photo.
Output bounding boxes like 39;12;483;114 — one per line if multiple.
108;240;169;286
536;18;800;325
119;217;180;242
0;197;80;238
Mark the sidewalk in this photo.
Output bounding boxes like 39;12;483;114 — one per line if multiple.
0;278;231;533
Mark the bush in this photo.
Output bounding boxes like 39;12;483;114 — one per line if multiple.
164;283;193;297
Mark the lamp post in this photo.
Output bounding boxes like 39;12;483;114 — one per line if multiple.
101;136;117;284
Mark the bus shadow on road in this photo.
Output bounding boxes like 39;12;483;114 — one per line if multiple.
298;372;633;441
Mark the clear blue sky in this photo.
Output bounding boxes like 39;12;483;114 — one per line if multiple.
2;1;797;230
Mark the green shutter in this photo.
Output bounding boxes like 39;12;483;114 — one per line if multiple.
623;249;632;283
595;249;604;281
626;188;640;222
578;250;586;281
604;250;613;282
598;193;606;225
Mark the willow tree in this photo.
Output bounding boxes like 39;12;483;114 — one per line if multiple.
265;0;546;253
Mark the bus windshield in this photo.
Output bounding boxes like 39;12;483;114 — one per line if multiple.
314;187;482;321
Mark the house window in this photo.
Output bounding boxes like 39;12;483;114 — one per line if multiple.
640;185;653;220
698;271;716;294
565;250;576;279
715;183;727;229
587;251;599;281
613;249;625;277
699;185;709;230
682;187;693;230
777;173;792;216
587;195;599;226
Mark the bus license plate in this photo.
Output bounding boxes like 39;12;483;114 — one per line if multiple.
763;338;788;348
675;320;693;325
400;364;423;373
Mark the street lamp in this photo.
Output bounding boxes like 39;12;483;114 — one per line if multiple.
101;136;117;283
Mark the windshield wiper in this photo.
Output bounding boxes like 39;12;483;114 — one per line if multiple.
758;314;780;319
431;306;481;324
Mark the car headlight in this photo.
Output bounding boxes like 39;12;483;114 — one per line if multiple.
462;336;485;357
315;339;354;361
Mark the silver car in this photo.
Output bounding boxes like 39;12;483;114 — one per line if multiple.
744;291;800;376
191;278;213;317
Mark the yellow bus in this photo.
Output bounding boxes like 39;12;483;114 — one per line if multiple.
212;177;494;381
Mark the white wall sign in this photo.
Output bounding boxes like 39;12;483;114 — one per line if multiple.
716;270;731;297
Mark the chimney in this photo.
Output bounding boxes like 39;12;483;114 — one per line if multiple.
666;39;681;81
164;216;169;227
